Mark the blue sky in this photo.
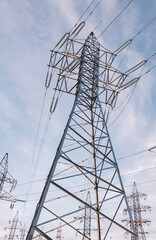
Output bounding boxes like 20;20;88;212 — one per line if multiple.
0;0;156;239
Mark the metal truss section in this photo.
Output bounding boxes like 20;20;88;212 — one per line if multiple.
55;223;63;240
0;153;8;193
4;211;26;240
8;211;19;240
0;153;17;202
20;224;26;240
0;154;25;204
46;30;145;122
26;32;137;240
48;36;120;121
83;191;91;240
122;182;151;240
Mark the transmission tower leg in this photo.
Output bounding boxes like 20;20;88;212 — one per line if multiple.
91;100;101;240
26;90;82;240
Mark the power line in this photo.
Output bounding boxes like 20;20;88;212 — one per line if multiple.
5;146;156;190
132;16;156;40
122;167;156;178
11;163;156;198
108;84;137;127
113;83;135;111
71;0;103;32
84;0;103;22
72;0;96;29
93;0;122;32
98;0;134;38
30;113;52;179
26;90;47;191
117;146;156;160
114;16;156;52
14;178;156;199
59;0;103;38
111;16;156;85
97;12;156;130
108;51;156;127
21;89;49;222
126;179;156;188
140;64;156;78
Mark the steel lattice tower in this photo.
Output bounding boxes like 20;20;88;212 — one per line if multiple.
122;182;151;240
8;211;19;240
20;224;26;240
0;153;8;193
0;153;18;203
26;32;139;240
4;211;26;240
83;192;91;240
55;223;63;240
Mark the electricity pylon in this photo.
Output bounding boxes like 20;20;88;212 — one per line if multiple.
26;28;145;239
0;153;25;206
55;223;63;240
20;224;26;240
0;153;8;193
0;153;17;203
74;191;92;238
122;182;151;239
83;192;91;240
4;211;26;240
4;211;20;240
75;191;96;238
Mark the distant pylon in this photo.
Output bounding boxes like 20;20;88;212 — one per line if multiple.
122;182;151;239
8;211;19;240
0;153;8;193
56;223;63;240
20;224;26;240
4;211;26;240
0;153;22;204
83;192;91;240
75;191;95;237
26;31;141;240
